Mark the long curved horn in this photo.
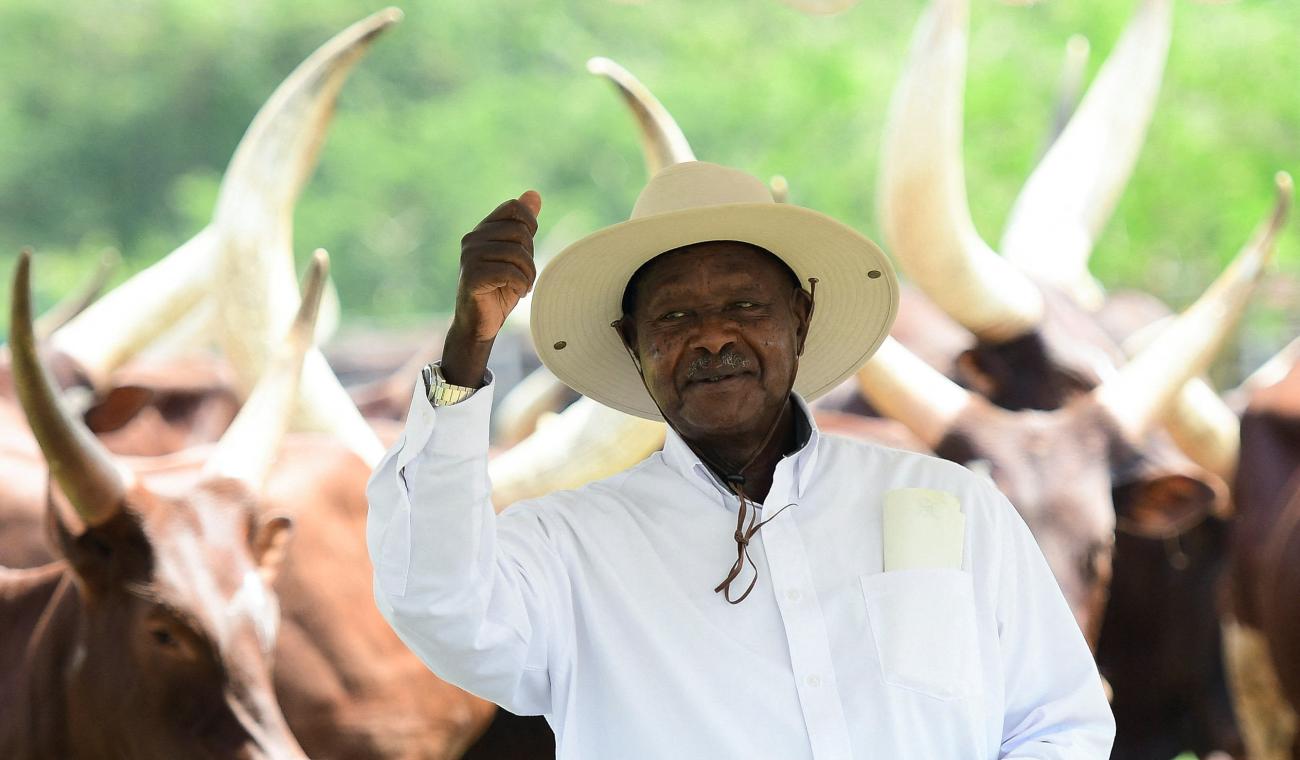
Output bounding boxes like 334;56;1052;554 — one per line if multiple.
855;336;973;449
213;8;402;390
489;398;666;511
1096;172;1292;441
51;228;218;387
206;250;329;490
878;0;1044;341
1001;0;1174;309
10;251;130;526
50;10;401;387
33;248;119;341
587;57;695;176
1123;318;1240;481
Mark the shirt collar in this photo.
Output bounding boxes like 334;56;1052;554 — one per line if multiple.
660;394;821;510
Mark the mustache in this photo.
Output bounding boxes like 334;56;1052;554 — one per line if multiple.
685;351;752;380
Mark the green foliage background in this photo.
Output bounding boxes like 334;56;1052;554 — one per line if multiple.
0;0;1296;378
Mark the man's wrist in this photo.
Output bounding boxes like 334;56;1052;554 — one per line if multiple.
423;362;482;407
440;321;493;388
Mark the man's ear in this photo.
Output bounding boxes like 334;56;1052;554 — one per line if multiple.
613;317;642;370
792;287;814;357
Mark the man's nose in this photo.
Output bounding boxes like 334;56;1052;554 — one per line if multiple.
688;311;738;355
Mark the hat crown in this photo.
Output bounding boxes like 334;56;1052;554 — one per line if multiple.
630;161;773;220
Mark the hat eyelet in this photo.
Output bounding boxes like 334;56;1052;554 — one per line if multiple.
867;270;882;280
553;340;568;351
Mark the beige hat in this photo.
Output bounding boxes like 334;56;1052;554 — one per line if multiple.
530;161;899;421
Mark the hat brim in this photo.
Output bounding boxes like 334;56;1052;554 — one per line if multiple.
530;202;899;421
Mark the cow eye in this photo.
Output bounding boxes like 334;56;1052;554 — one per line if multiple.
149;626;178;648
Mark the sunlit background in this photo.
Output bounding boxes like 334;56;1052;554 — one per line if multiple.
1;0;1297;377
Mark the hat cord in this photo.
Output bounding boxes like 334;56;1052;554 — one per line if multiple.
611;279;816;605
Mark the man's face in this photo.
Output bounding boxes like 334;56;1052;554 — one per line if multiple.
621;241;812;442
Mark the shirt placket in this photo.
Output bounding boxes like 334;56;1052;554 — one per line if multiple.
760;465;855;760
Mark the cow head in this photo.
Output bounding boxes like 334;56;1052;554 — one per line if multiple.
9;250;330;759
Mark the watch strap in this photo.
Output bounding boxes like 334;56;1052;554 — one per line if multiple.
422;363;478;407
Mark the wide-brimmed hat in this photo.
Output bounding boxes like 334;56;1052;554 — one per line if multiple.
530;161;899;421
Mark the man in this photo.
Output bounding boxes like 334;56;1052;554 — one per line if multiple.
367;161;1114;758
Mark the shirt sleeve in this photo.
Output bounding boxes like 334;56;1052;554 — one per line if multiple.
988;485;1116;758
365;373;571;716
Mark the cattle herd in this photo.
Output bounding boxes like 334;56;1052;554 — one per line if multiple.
1;1;1297;759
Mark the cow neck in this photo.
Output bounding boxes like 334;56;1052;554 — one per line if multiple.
2;566;77;758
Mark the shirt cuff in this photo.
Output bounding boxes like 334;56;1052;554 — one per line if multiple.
396;369;496;472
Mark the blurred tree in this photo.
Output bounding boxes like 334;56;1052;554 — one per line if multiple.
0;0;1296;378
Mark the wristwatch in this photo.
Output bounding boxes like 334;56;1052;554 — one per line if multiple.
421;362;478;407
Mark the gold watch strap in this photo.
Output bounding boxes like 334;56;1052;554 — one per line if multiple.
422;363;478;407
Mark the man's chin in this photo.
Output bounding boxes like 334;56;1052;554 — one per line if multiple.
671;397;769;440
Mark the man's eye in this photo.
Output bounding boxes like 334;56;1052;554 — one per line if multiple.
734;301;756;309
659;311;687;321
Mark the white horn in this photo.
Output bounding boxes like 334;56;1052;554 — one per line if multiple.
207;250;329;490
51;228;219;388
1096;172;1292;441
878;0;1044;341
855;336;972;449
49;9;400;388
587;57;695;176
489;397;665;511
1123;318;1240;482
213;8;402;393
1001;0;1174;310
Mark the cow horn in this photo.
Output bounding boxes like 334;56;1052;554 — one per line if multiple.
588;57;696;176
878;0;1045;342
855;336;973;449
1123;318;1241;482
489;397;666;511
1096;172;1292;441
10;251;130;526
206;250;329;490
1001;0;1174;310
50;9;401;388
213;7;401;385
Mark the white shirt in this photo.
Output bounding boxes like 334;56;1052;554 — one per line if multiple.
367;376;1114;759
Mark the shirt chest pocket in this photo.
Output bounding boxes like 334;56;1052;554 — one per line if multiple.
861;568;981;700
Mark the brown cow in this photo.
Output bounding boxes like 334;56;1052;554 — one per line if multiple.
1224;346;1300;759
0;250;327;759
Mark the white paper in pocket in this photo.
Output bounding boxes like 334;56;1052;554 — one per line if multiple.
882;488;965;571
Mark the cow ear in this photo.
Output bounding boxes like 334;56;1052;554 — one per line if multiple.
45;486;149;594
1113;475;1221;537
252;515;294;586
83;386;155;434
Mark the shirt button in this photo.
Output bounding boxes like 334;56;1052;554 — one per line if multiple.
785;589;802;603
805;674;822;688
